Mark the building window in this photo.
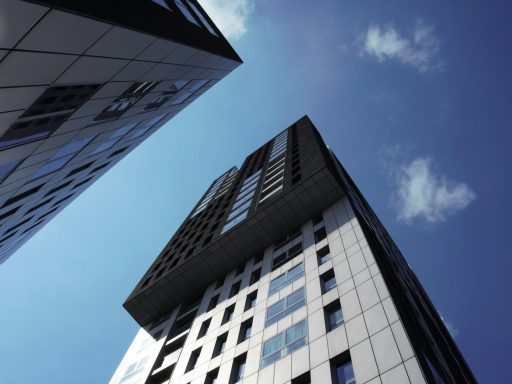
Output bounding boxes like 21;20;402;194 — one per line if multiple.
317;245;331;265
185;348;201;372
215;277;224;290
93;81;158;123
67;161;93;177
272;228;303;270
175;0;200;26
235;264;245;276
169;79;209;106
230;353;247;383
44;180;72;197
90;122;137;156
120;355;149;382
331;358;355;384
30;137;92;181
205;368;219;384
261;320;307;368
250;268;261;285
265;287;305;327
268;262;304;296
321;270;337;293
229;281;241;298
292;372;311;384
197;318;210;339
221;169;261;234
259;131;288;204
0;206;20;221
207;294;219;311
0;84;100;149
254;253;263;264
312;214;323;226
213;333;228;357
272;242;303;270
324;300;344;331
186;0;219;36
238;318;253;343
314;227;327;243
245;291;257;311
222;304;235;324
2;184;44;208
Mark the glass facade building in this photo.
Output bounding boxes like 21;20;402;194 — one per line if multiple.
0;0;241;263
112;116;477;384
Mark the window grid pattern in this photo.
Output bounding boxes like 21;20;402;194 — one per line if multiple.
192;169;232;217
259;130;287;204
268;262;304;297
221;169;261;234
265;287;305;327
261;320;307;368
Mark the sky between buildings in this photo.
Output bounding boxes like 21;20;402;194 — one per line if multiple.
0;0;510;383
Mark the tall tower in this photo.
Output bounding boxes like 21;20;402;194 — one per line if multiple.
0;0;241;263
112;116;476;384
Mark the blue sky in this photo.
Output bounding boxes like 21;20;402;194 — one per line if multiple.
0;0;510;382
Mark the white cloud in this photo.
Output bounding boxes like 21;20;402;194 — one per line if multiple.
198;0;254;40
362;20;443;72
441;315;460;338
392;157;476;223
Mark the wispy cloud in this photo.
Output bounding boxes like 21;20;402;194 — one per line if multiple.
395;157;475;223
380;147;476;224
441;315;460;338
198;0;254;40
361;20;443;72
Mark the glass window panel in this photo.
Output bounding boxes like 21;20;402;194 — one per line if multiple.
109;122;138;139
269;273;286;294
232;189;255;209
227;200;251;221
330;309;343;328
266;299;285;319
175;0;200;26
221;210;248;234
286;337;306;355
287;288;305;306
337;362;355;384
170;90;193;105
261;321;307;368
188;79;209;92
324;276;336;292
286;320;306;344
171;80;189;90
0;160;20;181
262;333;284;357
244;169;261;184
31;154;73;180
91;138;119;155
52;136;93;159
186;0;219;36
288;263;304;279
152;0;173;11
240;176;259;193
0;130;50;149
128;126;152;140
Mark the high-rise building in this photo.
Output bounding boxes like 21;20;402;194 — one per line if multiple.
0;0;241;263
111;116;476;384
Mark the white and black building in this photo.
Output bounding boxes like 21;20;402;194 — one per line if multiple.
113;117;477;384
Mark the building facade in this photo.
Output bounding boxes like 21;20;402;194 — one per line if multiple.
112;116;477;384
0;0;241;262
